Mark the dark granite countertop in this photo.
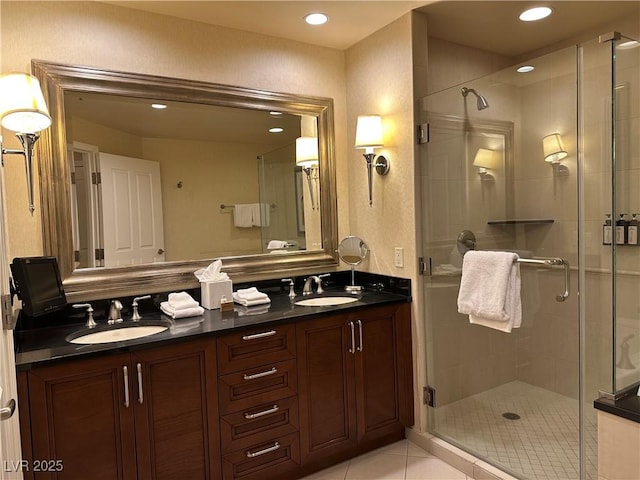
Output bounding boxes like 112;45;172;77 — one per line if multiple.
14;284;410;370
594;386;640;424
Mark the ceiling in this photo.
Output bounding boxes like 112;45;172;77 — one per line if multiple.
105;1;639;55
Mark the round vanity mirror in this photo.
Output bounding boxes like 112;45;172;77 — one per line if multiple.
338;236;369;292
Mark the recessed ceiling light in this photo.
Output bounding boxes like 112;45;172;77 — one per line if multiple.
269;127;284;133
151;103;167;109
304;13;328;26
519;6;552;22
269;111;283;116
517;65;535;73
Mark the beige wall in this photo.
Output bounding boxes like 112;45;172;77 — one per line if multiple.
0;0;350;262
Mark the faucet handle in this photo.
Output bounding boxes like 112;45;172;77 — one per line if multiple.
73;303;96;328
281;278;296;298
131;295;151;321
316;273;330;294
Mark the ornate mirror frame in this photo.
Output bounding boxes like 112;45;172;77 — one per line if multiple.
32;60;338;302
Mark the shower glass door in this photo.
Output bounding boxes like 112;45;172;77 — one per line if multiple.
421;45;591;479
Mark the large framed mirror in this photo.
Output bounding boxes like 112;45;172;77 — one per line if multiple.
33;60;338;301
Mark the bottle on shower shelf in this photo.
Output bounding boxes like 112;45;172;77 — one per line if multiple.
616;214;628;245
603;214;612;245
628;213;639;245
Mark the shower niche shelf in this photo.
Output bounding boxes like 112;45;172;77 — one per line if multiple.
487;219;554;226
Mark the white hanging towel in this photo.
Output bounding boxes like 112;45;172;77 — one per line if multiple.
251;203;270;227
457;250;522;333
233;204;254;228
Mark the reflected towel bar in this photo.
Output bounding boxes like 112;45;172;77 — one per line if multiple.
516;256;570;302
220;203;276;210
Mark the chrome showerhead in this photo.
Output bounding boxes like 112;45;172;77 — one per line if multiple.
461;87;489;110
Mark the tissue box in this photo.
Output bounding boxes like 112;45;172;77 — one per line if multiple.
201;279;233;310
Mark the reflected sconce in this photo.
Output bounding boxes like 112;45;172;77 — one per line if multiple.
0;73;52;215
296;136;319;210
542;133;569;174
354;115;390;207
472;148;497;180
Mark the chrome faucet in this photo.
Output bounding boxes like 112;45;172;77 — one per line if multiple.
73;303;96;328
107;299;124;324
131;295;151;321
303;274;330;296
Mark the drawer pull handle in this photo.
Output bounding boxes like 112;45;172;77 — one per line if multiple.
246;441;280;458
242;330;276;341
356;319;363;352
244;404;279;420
243;367;277;380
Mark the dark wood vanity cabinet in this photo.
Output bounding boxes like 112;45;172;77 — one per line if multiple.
296;303;413;468
18;338;220;480
17;301;413;480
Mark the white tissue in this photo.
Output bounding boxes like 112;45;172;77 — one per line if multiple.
194;260;230;282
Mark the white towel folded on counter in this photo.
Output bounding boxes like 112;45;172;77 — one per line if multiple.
167;291;199;310
236;304;271;316
233;287;271;306
160;302;204;319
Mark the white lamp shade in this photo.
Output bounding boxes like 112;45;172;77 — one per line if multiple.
355;115;383;150
0;73;51;134
542;133;568;163
473;148;498;169
296;136;319;168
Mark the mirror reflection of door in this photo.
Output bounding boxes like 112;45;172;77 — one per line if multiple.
69;142;102;268
99;153;165;267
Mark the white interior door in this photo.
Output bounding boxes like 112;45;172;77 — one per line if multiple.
0;144;22;479
99;153;165;267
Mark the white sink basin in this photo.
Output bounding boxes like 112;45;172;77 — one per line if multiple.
67;325;168;345
295;296;359;307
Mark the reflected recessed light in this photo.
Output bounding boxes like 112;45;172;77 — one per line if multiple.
617;40;640;50
269;127;284;133
517;65;535;73
519;6;552;22
305;12;328;26
151;103;167;109
269;111;283;116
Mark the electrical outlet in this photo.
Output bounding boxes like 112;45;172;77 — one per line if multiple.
394;247;404;267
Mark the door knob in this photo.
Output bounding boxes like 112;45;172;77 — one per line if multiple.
0;399;16;420
157;248;165;255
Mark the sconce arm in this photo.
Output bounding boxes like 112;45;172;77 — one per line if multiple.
0;132;39;215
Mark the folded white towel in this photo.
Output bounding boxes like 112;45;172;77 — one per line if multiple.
234;204;254;228
160;301;204;319
267;240;288;250
236;304;271;316
235;287;269;302
232;292;271;307
457;251;522;333
167;291;199;310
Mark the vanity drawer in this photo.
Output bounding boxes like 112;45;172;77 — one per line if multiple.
222;432;300;480
217;324;296;375
218;359;297;415
221;395;299;454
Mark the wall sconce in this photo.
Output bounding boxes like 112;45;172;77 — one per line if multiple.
355;115;390;207
296;136;319;210
542;133;569;174
472;148;497;180
0;73;52;215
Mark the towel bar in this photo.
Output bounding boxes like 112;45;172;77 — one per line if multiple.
516;256;570;302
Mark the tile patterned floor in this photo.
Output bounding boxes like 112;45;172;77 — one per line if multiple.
300;440;471;480
432;381;598;480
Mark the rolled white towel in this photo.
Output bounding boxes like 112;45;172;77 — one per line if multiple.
168;291;199;310
160;301;204;319
267;240;288;250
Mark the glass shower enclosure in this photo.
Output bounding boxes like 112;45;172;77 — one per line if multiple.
421;33;639;480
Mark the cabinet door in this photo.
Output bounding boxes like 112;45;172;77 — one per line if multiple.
351;305;407;445
26;353;137;480
132;338;221;480
296;313;357;464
